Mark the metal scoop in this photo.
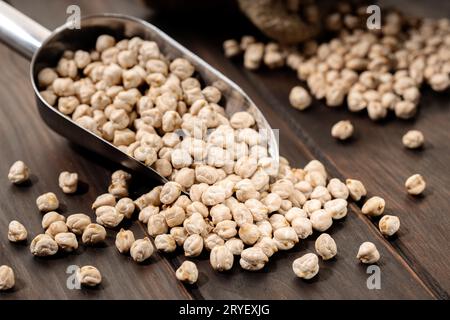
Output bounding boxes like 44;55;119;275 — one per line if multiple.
0;1;279;184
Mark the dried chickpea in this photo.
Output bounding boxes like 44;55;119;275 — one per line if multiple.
96;34;115;52
274;226;299;250
130;237;154;262
289;86;312;110
327;178;349;199
310;186;332;204
223;39;241;58
292;253;319;279
291;217;313;239
345;179;367;201
36;192;59;212
66;213;91;235
155;234;177;253
210;245;234;271
239;247;268;271
324;198;348;220
82;223;106;244
356;242;380;264
262;193;282;213
96;205;124;228
238;223;260;245
0;265;15;291
361;196;385;216
183;212;207;236
115;228;135;254
379;215;400;237
160;182;182;205
77;266;102;287
331;120;354;140
176;261;198;284
58;171;78;194
147;214;168;236
164;206;186;227
8;220;27;242
310;209;333;232
183;234;204;257
30;234;58;256
405;174;426;195
38;67;58;88
8;160;30;184
244;42;264;70
402;130;424;149
315;233;337;260
204;233;225;251
225;238;244;255
45;221;68;238
213;220;237;239
54;232;78;252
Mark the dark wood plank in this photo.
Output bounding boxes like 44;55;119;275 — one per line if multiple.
0;0;440;299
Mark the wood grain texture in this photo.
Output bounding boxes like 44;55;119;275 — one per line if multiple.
0;0;446;299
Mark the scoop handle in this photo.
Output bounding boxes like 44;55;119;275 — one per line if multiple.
0;1;51;60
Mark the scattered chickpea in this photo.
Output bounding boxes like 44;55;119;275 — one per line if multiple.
315;233;337;260
115;229;135;254
45;221;69;238
82;223;106;244
155;234;177;253
66;213;91;235
289;86;312;110
130;237;154;262
402;130;424;149
361;196;385;217
239;247;268;271
379;215;400;237
176;261;198;284
0;265;15;291
405;174;426;195
356;242;380;264
331;120;354;140
210;245;234;271
30;234;58;256
58;171;78;194
292;253;319;279
345;179;367;201
54;232;78;252
8;220;27;242
36;192;59;212
77;266;102;287
8;160;30;184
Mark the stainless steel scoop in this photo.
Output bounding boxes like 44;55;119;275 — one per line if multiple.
0;1;279;184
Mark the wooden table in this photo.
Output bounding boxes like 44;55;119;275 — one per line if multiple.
0;0;448;300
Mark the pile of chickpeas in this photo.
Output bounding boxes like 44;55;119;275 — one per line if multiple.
4;28;429;291
224;4;449;143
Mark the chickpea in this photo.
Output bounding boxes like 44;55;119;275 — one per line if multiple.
201;185;226;206
292;253;319;279
230;112;255;129
324;198;348;219
164;206;186;227
54;232;78;252
238;223;260;245
225;238;244;255
183;234;204;257
130;237;154;262
45;221;69;238
30;234;58;256
405;174;426;195
315;233;337;260
262;193;282;213
285;207;307;223
95;205;124;228
0;265;15;291
58;171;78;194
291;217;313;239
8;220;28;242
402;130;424;149
8;160;30;184
155;234;177;253
38;67;58;88
310;186;332;204
331;120;354;140
361;196;385;216
96;34;116;52
36;192;59;212
345;179;367;201
82;223;106;244
160;182;182;205
176;261;198;284
66;213;91;235
147;214;168;236
239;247;268;271
169;58;195;80
269;214;289;230
183;212;208;236
310;209;333;232
256;220;273;238
77;266;102;287
356;242;380;264
115;197;135;219
273;226;299;250
379;215;400;237
244;42;264;70
210;245;234;271
213;220;237;239
186;201;209;218
115;228;135;254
